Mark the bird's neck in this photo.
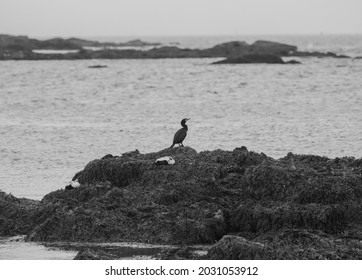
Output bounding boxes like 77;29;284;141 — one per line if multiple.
182;124;188;131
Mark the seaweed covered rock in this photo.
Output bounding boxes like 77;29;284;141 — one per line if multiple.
212;54;286;64
0;191;40;236
207;235;268;259
159;246;206;260
251;40;297;55
24;146;265;244
254;228;362;259
207;229;362;260
1;146;362;259
74;249;117;260
230;200;346;234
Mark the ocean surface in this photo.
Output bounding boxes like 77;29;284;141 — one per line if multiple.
1;34;362;260
1;34;362;202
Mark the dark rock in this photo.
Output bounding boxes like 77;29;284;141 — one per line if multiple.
230;200;346;234
0;191;40;236
68;37;160;48
206;229;362;259
159;246;205;260
124;39;161;47
0;35;350;60
146;46;200;58
121;149;140;158
293;51;350;58
203;41;250;57
0;34;80;50
285;59;301;64
251;40;297;55
1;147;362;259
88;65;107;68
74;249;117;260
0;34;160;51
207;235;268;259
212;54;285;64
0;34;39;50
101;154;114;159
203;40;297;57
36;37;81;50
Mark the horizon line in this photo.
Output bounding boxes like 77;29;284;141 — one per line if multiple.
2;32;362;39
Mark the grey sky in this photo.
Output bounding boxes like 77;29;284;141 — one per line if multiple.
1;0;361;37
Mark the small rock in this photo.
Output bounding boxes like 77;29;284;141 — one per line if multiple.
88;65;107;68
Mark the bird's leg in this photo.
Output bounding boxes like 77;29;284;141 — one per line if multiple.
180;143;184;147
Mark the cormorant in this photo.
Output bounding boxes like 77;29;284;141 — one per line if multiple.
170;118;190;148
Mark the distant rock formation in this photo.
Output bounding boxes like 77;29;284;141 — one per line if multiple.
212;54;301;64
0;34;161;51
0;34;353;60
88;65;108;68
0;34;81;50
251;40;298;55
202;40;297;58
293;50;350;58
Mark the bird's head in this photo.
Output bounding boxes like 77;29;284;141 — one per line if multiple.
181;118;190;126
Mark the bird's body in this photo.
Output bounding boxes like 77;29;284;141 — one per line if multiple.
170;118;190;148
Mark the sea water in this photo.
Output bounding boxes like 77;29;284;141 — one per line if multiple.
1;35;362;200
1;35;362;259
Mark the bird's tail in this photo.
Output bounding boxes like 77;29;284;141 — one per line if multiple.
169;143;175;149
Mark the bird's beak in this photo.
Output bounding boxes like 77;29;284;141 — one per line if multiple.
186;118;191;122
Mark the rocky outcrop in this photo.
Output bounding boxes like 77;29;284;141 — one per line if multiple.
0;34;161;51
293;51;351;58
0;34;352;60
74;249;118;260
207;229;362;260
207;235;267;259
66;38;161;48
1;147;362;259
88;65;108;68
0;191;41;236
251;40;297;55
212;54;301;64
201;40;297;58
202;41;251;57
0;34;80;50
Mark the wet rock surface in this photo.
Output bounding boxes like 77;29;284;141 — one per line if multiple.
1;146;362;259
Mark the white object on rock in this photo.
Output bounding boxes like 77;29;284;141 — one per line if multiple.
70;180;81;188
155;156;175;165
66;179;80;190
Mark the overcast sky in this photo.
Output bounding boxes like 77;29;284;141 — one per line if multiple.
1;0;361;37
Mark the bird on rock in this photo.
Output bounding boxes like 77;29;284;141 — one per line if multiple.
170;118;190;148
